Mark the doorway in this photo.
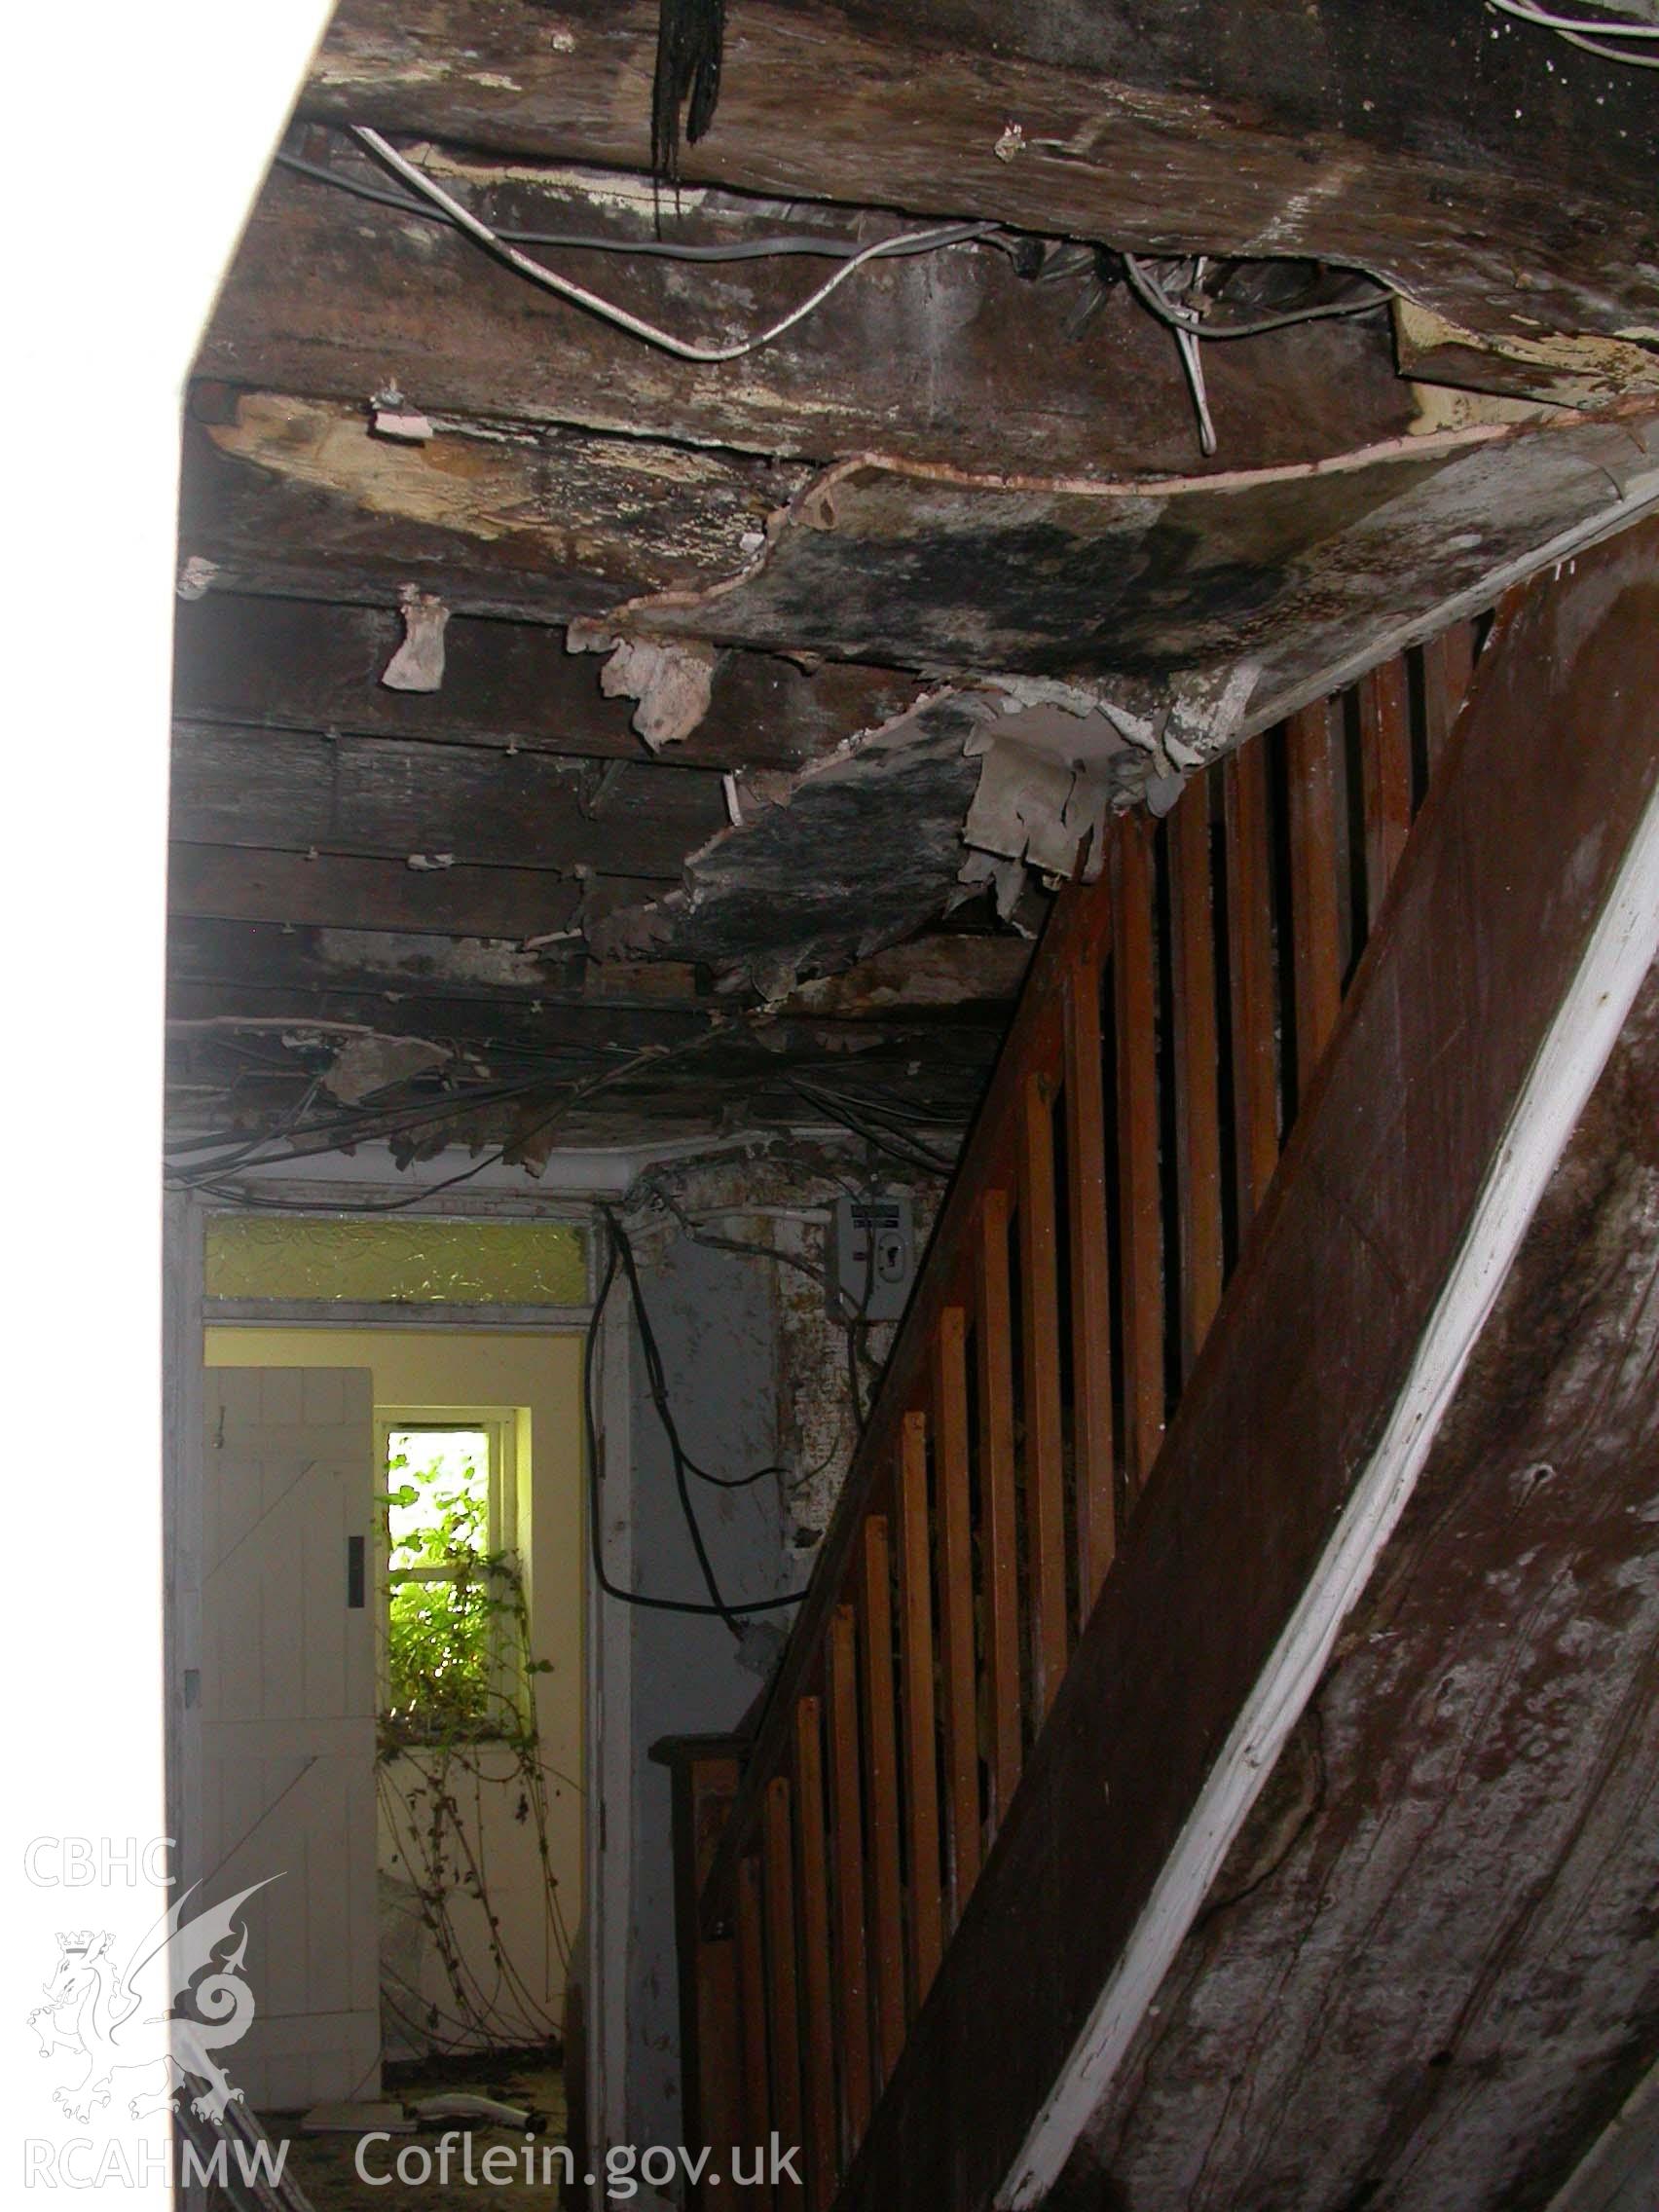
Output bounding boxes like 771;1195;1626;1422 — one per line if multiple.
183;1293;589;2178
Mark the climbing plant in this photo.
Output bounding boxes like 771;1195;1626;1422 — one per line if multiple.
382;1440;518;1744
378;1443;573;2055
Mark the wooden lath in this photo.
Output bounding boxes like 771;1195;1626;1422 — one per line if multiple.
675;624;1482;2210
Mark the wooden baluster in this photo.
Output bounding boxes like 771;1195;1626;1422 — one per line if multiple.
1169;778;1224;1378
826;1604;873;2148
1359;656;1412;928
793;1699;836;2212
856;1520;904;2088
933;1303;979;1918
762;1777;804;2208
1063;955;1116;1611
1223;742;1280;1235
897;1411;942;2009
662;1745;744;2207
735;1855;772;2211
1018;1063;1068;1711
1114;814;1164;1501
1285;701;1344;1107
975;1188;1022;1824
1422;620;1476;773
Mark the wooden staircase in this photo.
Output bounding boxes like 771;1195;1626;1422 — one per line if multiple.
657;554;1659;2212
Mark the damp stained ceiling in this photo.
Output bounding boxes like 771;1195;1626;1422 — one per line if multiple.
166;0;1659;1174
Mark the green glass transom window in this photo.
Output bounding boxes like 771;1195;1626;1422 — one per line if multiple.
204;1216;587;1305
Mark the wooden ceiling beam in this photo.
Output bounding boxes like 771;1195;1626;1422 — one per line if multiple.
169;914;1027;1020
177;402;801;623
166;977;720;1057
168;721;725;876
164;979;1004;1100
173;593;926;774
198;153;1420;476
302;0;1658;357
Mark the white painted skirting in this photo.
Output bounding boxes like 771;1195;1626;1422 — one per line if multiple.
999;771;1659;2207
1543;2057;1659;2212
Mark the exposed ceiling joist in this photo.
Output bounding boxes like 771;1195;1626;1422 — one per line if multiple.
169;914;1026;1021
178;398;800;620
608;405;1659;694
302;0;1659;360
200;151;1424;475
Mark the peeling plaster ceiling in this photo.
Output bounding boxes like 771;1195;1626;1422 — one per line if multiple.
165;1;1659;1161
595;412;1659;695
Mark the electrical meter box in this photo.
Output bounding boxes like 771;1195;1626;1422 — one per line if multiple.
831;1194;915;1323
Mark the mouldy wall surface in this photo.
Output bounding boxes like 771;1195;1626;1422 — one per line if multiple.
624;1235;793;2155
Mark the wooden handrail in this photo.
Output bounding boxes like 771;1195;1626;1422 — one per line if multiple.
682;623;1483;2210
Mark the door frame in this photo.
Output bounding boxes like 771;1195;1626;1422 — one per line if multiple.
163;1189;633;2161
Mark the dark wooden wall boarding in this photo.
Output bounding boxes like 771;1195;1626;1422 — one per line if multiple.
172;591;922;775
1089;967;1659;2212
665;581;1591;2208
830;528;1659;2210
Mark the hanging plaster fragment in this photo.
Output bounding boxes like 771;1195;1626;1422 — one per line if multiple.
176;555;219;602
960;725;1115;888
1099;697;1175;777
1164;659;1262;765
955;848;1030;924
369;383;434;443
382;586;450;693
323;1034;451;1106
597;636;719;750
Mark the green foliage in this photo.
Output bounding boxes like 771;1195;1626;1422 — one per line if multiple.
381;1443;517;1750
373;1433;573;2055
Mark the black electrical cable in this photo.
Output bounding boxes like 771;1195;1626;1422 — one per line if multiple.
641;1179;834;1292
603;1207;787;1494
165;1072;556;1188
581;1220;810;1623
787;1075;959;1174
169;1029;723;1210
167;1076;326;1185
614;1220;738;1628
275;146;981;264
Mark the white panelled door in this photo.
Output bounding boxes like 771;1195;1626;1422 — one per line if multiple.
199;1367;380;2110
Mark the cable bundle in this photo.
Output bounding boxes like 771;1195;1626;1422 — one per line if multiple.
652;0;727;191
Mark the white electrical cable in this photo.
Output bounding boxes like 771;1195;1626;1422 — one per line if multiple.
1174;324;1218;456
1487;0;1659;63
352;127;995;361
1544;31;1659;60
1120;250;1392;339
1170;251;1218;454
1488;0;1659;33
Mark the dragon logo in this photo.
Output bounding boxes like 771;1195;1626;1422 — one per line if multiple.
26;1879;277;2126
